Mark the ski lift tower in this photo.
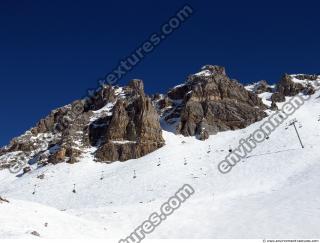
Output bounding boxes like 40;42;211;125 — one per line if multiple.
287;119;304;149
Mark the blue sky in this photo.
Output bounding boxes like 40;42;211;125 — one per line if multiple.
0;0;319;146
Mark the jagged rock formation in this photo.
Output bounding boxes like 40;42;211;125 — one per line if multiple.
1;65;319;171
93;80;164;162
0;99;90;168
271;92;286;103
0;79;164;168
293;74;319;81
277;74;306;96
248;80;273;94
255;80;273;94
156;65;267;138
271;74;316;102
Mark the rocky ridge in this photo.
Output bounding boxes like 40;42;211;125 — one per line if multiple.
0;79;164;170
1;65;319;171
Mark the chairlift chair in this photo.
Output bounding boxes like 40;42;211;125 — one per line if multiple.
184;158;187;165
32;184;36;195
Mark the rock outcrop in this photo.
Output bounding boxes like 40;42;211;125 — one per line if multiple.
269;74;318;102
276;74;316;97
271;92;286;103
1;66;318;172
253;80;273;94
0;79;164;168
93;80;164;162
0;99;91;167
276;74;305;96
157;65;267;137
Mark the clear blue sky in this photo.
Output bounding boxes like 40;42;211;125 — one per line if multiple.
0;0;319;146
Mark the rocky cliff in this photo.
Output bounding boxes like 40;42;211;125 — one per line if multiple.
92;80;164;162
155;65;267;139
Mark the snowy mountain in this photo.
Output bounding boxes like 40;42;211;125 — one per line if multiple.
0;66;320;239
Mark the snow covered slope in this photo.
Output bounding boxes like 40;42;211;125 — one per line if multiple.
1;89;320;239
0;199;109;238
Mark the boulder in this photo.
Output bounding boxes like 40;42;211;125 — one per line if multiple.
23;166;31;174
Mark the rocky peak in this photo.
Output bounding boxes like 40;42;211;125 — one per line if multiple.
93;82;164;162
198;65;226;76
128;79;144;93
0;79;164;170
159;65;267;138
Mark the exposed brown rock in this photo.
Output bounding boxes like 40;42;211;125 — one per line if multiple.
65;147;82;164
271;92;286;103
157;96;173;111
270;74;317;101
94;81;165;162
95;141;163;162
254;80;273;94
167;84;189;100
276;74;305;96
48;147;66;164
1;66;317;169
199;129;209;141
84;85;116;111
202;65;226;75
23;166;31;174
163;65;267;137
128;79;145;94
294;74;318;81
56;148;66;160
270;101;278;110
304;83;315;95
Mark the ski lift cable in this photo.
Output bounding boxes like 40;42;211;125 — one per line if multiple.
246;148;298;159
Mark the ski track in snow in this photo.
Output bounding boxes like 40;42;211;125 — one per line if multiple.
1;91;320;238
